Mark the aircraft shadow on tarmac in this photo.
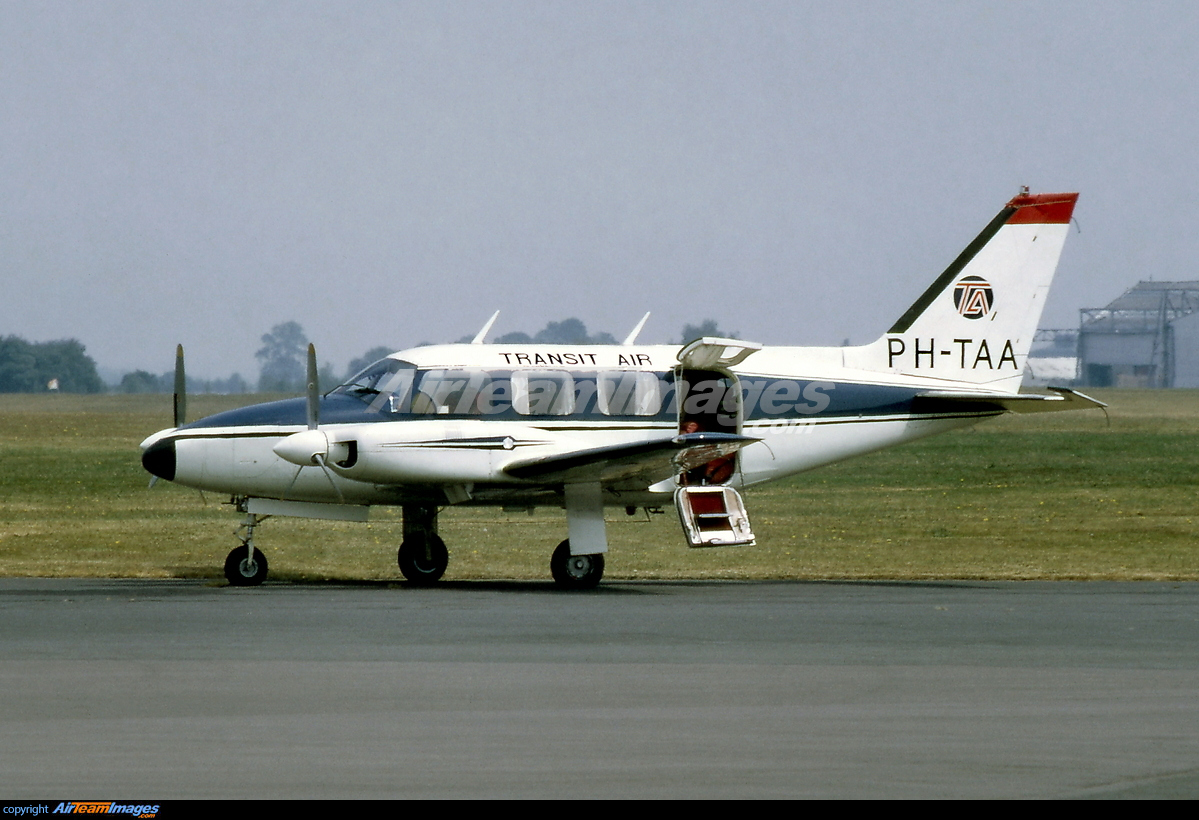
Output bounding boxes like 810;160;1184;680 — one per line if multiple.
197;576;1002;594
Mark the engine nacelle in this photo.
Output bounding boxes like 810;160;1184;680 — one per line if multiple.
273;430;356;469
320;421;529;485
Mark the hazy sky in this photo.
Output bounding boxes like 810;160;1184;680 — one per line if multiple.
3;1;1196;380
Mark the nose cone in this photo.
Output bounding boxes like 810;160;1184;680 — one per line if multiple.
142;438;177;481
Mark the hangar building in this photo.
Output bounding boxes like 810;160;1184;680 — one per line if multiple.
1077;281;1199;388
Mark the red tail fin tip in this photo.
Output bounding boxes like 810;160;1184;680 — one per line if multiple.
1005;192;1078;224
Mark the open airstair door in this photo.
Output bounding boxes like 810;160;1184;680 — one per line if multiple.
673;336;761;548
675;485;756;547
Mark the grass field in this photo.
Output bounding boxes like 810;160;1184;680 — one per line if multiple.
1;389;1195;582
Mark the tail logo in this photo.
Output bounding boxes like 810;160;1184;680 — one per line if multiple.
953;276;993;319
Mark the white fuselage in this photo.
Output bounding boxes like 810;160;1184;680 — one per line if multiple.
141;342;999;508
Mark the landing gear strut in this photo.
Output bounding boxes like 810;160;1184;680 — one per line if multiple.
553;482;608;589
225;512;269;586
398;504;448;584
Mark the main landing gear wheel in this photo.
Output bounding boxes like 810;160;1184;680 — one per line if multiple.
550;539;605;590
398;533;449;585
224;545;268;587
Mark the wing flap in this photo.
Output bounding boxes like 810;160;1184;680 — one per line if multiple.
503;432;759;485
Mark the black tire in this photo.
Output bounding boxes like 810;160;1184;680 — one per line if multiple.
398;533;449;584
550;539;605;590
224;545;268;587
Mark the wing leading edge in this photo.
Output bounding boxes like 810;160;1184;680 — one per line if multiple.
502;432;759;486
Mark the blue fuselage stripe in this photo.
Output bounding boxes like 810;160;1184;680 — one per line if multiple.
178;375;984;430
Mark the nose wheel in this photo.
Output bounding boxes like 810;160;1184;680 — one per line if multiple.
225;511;269;586
550;539;604;590
224;544;269;586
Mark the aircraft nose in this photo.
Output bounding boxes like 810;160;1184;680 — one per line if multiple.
142;438;176;481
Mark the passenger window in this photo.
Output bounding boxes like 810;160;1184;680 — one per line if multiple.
597;371;662;416
512;371;575;415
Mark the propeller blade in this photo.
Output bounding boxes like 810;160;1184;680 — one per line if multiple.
313;453;346;504
173;344;186;428
282;464;304;501
282;344;345;504
280;453;345;504
306;343;319;431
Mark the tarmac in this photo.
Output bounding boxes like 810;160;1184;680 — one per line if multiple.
2;578;1198;798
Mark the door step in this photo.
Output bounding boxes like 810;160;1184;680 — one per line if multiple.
674;485;756;548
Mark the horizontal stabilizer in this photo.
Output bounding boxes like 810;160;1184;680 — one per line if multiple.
915;386;1106;414
503;431;758;485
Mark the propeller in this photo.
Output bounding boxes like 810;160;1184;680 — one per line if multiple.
148;344;187;489
273;344;346;503
173;344;186;428
306;342;320;431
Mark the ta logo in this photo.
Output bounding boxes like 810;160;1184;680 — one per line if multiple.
953;275;993;319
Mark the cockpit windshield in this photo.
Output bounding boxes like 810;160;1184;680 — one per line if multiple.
332;358;416;400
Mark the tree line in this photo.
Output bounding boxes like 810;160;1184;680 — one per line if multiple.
0;336;104;393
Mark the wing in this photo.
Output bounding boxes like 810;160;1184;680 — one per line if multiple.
502;432;759;486
915;386;1107;414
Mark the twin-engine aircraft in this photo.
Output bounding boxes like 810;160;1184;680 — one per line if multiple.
141;190;1103;588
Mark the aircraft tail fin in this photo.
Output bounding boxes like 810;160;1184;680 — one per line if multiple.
845;191;1079;391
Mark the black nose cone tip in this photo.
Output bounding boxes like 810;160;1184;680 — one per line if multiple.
142;438;177;482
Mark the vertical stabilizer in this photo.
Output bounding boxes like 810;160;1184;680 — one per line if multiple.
844;191;1078;391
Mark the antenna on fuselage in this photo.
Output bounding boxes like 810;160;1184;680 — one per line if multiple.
623;312;651;345
471;310;501;344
